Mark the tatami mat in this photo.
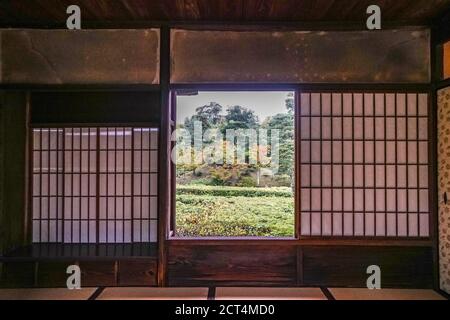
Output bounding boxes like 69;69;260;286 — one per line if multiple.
215;287;327;300
329;288;446;300
0;288;98;300
0;287;445;300
97;287;209;300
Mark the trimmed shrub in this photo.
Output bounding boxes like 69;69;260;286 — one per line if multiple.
177;185;293;197
237;176;257;187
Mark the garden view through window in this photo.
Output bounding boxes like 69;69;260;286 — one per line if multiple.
175;91;295;237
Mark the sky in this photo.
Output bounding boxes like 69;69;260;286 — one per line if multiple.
176;91;294;124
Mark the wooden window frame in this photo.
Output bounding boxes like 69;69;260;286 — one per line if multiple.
169;87;299;240
25;90;162;258
166;84;436;245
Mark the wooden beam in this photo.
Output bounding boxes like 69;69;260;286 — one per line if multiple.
157;26;170;287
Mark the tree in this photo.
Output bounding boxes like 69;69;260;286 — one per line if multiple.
222;105;259;132
195;102;223;128
262;93;295;176
184;102;223;136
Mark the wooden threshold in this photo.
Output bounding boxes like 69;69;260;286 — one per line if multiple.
167;238;432;247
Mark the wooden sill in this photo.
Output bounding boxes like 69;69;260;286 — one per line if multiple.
167;237;433;247
0;243;158;262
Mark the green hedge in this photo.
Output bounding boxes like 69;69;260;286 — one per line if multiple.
176;194;294;237
176;185;293;197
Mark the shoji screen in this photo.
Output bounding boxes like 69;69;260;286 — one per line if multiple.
32;127;158;244
299;93;429;237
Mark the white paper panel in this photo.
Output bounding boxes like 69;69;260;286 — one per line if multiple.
311;212;321;236
32;127;159;244
365;141;374;163
354;118;363;139
332;141;342;162
376;189;385;211
299;92;429;237
311;141;321;163
419;190;429;212
300;94;310;115
376;213;386;236
332;118;342;139
343;142;352;163
322;189;332;211
365;213;375;236
333;189;342;211
343;189;353;211
332;94;342;115
322;165;332;187
387;192;396;212
365;118;374;139
354;166;364;187
311;189;321;211
419;214;429;237
311;94;321;116
311;118;321;139
301;189;310;211
354;213;364;236
333;165;342;187
301;213;310;235
301;165;310;187
322;212;332;236
343;213;353;236
365;189;374;212
387;213;397;236
354;189;364;211
354;94;363;115
322;94;332;115
322;141;331;163
311;165;321;187
375;118;385;139
322;118;331;139
333;213;343;236
343;118;352;139
386;142;396;164
407;93;417;115
408;214;419;236
343;165;353;187
375;165;385;187
398;214;407;236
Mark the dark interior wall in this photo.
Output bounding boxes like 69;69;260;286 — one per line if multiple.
171;28;431;83
0;30;160;85
0;91;27;255
31;91;161;124
0;26;440;288
167;244;434;288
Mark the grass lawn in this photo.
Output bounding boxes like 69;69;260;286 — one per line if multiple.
176;185;294;237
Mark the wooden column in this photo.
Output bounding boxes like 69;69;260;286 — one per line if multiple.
158;26;171;287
